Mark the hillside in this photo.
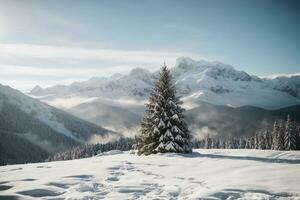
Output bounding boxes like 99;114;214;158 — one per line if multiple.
0;149;299;199
0;84;118;165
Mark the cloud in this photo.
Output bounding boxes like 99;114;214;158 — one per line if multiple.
191;126;218;140
261;73;300;79
44;97;98;109
0;43;202;66
0;43;207;91
87;134;120;144
0;63;131;78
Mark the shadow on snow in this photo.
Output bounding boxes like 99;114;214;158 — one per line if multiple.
163;151;300;164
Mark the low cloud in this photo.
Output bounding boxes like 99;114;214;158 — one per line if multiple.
0;43;201;66
45;97;98;109
87;134;120;144
0;43;205;91
190;125;218;140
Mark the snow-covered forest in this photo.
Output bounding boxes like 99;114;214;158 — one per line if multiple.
49;116;300;162
194;116;300;150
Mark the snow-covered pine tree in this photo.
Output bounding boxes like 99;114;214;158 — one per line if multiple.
297;125;300;150
238;138;246;149
271;121;279;150
264;129;272;150
214;138;220;149
297;126;300;150
245;138;251;149
205;135;212;149
258;132;266;150
254;133;260;149
276;121;285;150
220;140;226;149
284;115;297;150
226;136;232;149
211;138;216;149
136;65;192;155
250;137;255;149
233;137;239;149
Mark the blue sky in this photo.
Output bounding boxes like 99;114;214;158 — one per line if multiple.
0;0;299;90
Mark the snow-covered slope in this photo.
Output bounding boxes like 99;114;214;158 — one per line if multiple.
1;149;300;199
174;58;300;109
29;57;300;110
0;84;118;164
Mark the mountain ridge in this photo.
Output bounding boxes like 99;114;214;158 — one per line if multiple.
0;84;119;165
29;57;300;110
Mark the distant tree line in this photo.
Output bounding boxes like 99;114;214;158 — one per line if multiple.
49;116;300;162
49;137;134;161
193;115;300;151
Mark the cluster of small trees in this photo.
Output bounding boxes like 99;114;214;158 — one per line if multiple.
49;137;134;161
194;116;300;150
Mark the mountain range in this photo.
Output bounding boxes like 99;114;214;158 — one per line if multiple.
27;57;300;138
30;57;300;109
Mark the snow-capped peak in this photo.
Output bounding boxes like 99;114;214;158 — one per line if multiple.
30;85;43;95
129;67;151;78
173;57;252;82
175;57;234;72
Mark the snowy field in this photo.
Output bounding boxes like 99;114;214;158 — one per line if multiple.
1;149;300;200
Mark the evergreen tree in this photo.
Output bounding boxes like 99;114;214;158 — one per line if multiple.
284;115;297;150
254;133;259;149
258;132;266;150
136;65;191;155
238;138;246;149
245;138;251;149
276;121;285;150
213;138;220;149
264;129;272;150
250;137;255;149
271;121;279;150
220;140;226;149
297;126;300;150
226;136;233;149
205;135;212;149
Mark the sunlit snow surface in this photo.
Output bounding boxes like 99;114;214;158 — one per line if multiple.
1;149;300;200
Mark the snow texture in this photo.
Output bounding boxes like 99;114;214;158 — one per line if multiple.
1;149;300;200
